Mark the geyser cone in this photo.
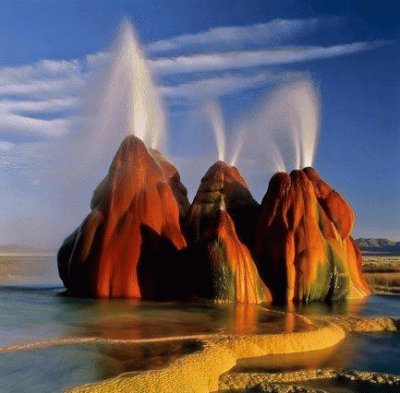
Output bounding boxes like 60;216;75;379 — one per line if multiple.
254;167;370;304
182;161;270;304
57;135;186;298
184;160;259;247
181;210;271;304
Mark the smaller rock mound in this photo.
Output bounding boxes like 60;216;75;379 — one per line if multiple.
184;160;259;247
182;210;271;304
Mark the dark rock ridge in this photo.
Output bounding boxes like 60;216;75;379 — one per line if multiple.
355;238;400;255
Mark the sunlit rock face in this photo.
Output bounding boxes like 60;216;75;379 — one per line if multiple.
57;135;186;298
254;167;370;304
184;161;259;247
181;209;271;304
150;149;190;221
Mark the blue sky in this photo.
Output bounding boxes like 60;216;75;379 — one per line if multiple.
0;0;399;248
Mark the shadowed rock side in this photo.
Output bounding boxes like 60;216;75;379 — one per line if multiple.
184;161;259;247
254;168;370;304
57;135;186;298
182;210;271;304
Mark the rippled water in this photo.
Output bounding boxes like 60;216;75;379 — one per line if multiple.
0;255;399;393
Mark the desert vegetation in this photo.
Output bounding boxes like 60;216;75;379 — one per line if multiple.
363;255;400;294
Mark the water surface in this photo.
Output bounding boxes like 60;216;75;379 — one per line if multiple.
1;255;399;393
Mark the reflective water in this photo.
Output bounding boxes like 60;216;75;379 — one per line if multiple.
0;286;312;347
0;255;399;393
0;340;203;393
269;294;400;318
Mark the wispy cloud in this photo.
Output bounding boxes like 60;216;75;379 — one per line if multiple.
151;41;390;74
148;18;326;53
0;141;13;152
0;58;87;139
0;39;389;140
0;59;81;81
0;58;85;98
161;70;303;99
0;112;71;137
0;97;78;114
0;76;84;98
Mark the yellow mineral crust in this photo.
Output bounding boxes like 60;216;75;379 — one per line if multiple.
67;319;345;393
325;316;398;332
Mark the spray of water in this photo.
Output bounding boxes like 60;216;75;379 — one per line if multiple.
88;19;166;152
233;78;320;172
268;79;320;169
204;101;226;162
229;127;245;166
18;19;167;248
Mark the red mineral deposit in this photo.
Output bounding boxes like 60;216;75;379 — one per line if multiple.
254;168;370;304
184;160;259;247
58;135;186;298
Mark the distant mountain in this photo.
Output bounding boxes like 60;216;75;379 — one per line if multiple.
0;244;54;255
355;238;400;255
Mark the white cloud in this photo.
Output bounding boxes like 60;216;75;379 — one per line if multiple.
0;56;89;99
0;57;87;139
0;59;81;82
151;41;390;74
0;76;85;98
0;112;71;137
161;70;303;99
0;97;78;113
0;141;14;151
147;18;325;53
0;140;49;168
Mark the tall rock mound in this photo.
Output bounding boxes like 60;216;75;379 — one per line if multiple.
57;135;186;298
254;168;370;304
184;161;259;247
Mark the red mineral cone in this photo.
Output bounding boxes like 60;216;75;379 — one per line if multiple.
254;167;370;304
58;135;186;298
182;161;270;304
184;160;259;247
